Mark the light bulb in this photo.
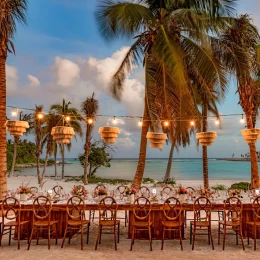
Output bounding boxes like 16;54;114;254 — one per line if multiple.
112;116;117;124
88;118;93;124
215;120;220;125
190;121;195;126
240;115;245;124
37;113;43;119
138;120;143;126
164;121;169;127
65;116;70;121
11;111;17;117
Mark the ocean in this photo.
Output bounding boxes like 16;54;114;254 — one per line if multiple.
17;158;256;181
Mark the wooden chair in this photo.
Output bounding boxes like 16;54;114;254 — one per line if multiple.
0;197;29;249
61;196;90;250
162;186;173;196
30;187;38;194
218;196;244;250
95;196;120;250
89;184;107;222
161;197;183;250
247;196;260;250
115;185;128;226
28;196;58;250
190;196;214;250
130;197;152;251
52;185;63;197
139;186;150;198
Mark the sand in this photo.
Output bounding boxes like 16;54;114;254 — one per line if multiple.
0;176;258;260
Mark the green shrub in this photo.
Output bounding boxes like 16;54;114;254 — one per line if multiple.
230;182;251;191
142;177;155;184
211;184;226;190
157;178;176;186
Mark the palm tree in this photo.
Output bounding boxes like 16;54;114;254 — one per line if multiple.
50;99;83;179
0;0;28;195
216;15;260;188
9;112;33;177
81;93;99;185
96;0;234;187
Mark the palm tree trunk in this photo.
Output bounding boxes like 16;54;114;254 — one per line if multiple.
132;102;149;188
0;56;7;197
9;136;19;177
39;151;50;188
202;104;209;189
246;113;259;188
36;152;41;184
83;141;90;185
163;140;175;183
61;143;65;179
54;146;57;178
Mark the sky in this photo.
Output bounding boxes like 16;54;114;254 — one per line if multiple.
5;0;260;158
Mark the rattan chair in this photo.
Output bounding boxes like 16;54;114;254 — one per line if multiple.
95;196;120;250
247;196;260;250
190;196;214;250
52;185;63;198
30;187;38;194
61;196;90;250
89;184;107;222
139;186;150;198
218;196;244;250
161;197;183;250
130;197;152;251
162;186;173;197
0;197;29;249
115;185;128;226
28;196;58;250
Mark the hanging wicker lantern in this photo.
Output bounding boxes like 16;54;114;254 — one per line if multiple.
241;129;260;144
98;126;120;143
146;132;168;149
6;120;29;136
196;131;217;146
51;126;75;144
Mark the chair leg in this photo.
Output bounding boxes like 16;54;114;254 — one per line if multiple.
179;227;183;250
95;226;101;250
218;223;221;245
81;225;84;250
8;226;11;246
99;226;102;244
192;227;196;250
161;226;165;250
125;211;127;227
148;226;152;251
48;226;51;250
254;226;256;250
56;223;58;245
240;227;245;250
190;224;192;245
86;223;90;244
130;227;135;251
61;225;68;248
223;226;226;250
17;226;21;250
27;226;34;250
114;225;117;250
210;228;214;250
118;223;120;243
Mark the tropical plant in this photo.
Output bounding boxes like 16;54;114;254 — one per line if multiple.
216;15;260;188
96;0;235;187
81;93;99;185
9;112;33;177
0;0;28;197
50;99;83;179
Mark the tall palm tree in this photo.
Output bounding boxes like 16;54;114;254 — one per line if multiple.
96;0;234;187
81;93;99;185
9;112;33;177
0;0;28;195
216;15;260;188
50;99;83;179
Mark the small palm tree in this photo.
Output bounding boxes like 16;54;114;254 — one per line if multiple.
81;93;99;185
9;112;33;177
50;99;83;179
0;0;28;195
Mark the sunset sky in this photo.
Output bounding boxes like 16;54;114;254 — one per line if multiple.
6;0;260;158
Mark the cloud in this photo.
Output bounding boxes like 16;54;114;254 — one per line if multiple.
27;74;40;87
52;56;80;87
6;65;18;96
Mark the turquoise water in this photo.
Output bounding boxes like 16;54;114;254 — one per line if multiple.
19;158;256;181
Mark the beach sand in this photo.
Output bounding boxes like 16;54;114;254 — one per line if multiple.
0;176;258;260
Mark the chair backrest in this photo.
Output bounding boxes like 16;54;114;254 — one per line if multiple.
224;196;242;223
94;184;107;196
162;186;173;196
186;187;196;195
139;186;150;198
2;197;21;222
30;186;38;194
32;196;52;220
52;185;63;196
66;196;85;221
252;196;260;222
115;185;126;196
133;197;151;222
193;196;212;223
162;196;182;222
98;196;118;222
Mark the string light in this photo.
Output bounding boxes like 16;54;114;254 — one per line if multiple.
11;110;17;117
88;118;93;124
240;114;245;124
190;121;195;126
215;119;220;125
65;116;70;121
138;120;143;126
37;113;43;119
164;121;169;127
112;116;117;124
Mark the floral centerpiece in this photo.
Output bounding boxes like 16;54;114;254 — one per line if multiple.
16;183;31;201
177;186;188;195
228;189;241;197
71;185;87;198
199;188;214;198
124;186;138;196
95;187;108;196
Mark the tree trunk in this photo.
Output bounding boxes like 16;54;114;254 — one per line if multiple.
163;140;175;183
202;105;209;189
39;151;50;189
54;146;57;178
0;56;7;198
132;102;149;188
246;113;259;188
61;143;65;179
36;152;41;184
9;136;19;177
83;142;89;185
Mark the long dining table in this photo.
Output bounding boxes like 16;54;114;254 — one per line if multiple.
15;199;257;240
